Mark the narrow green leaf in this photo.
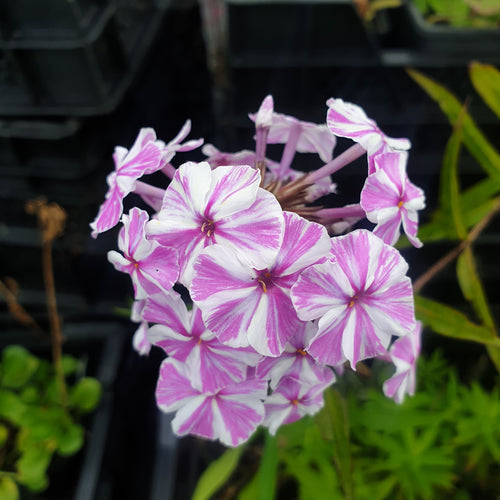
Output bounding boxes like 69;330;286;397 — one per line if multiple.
415;295;499;346
439;108;467;240
457;247;495;329
237;472;259;500
316;388;354;500
469;62;500;120
0;477;19;500
406;68;500;178
415;178;500;244
191;446;245;500
257;433;278;500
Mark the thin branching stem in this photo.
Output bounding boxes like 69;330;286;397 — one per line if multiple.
413;198;500;293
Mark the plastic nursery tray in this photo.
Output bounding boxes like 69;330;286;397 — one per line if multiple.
0;0;169;116
399;0;500;65
223;0;380;68
0;0;106;42
0;117;112;180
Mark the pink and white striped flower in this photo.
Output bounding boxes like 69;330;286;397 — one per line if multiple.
250;108;336;164
146;292;261;393
263;376;333;435
107;208;179;299
191;212;330;356
326;98;411;174
130;299;151;356
361;151;425;248
383;321;422;404
156;358;267;447
146;161;284;285
291;229;416;368
256;321;334;389
90;128;166;237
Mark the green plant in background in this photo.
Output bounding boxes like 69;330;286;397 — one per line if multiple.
0;200;102;500
0;346;101;499
192;352;500;499
412;0;500;27
407;62;500;374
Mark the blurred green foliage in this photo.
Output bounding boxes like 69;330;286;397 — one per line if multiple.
412;0;500;28
0;345;101;500
196;353;500;499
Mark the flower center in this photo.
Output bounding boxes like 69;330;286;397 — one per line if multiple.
296;348;307;356
397;199;404;208
348;294;359;308
291;399;299;406
200;219;215;238
257;271;273;293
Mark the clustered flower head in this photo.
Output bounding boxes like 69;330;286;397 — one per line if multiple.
92;96;425;447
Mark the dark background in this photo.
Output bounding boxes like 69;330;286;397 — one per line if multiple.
1;1;499;498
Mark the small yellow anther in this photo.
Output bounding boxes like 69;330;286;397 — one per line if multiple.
291;399;299;405
257;278;268;293
397;200;404;208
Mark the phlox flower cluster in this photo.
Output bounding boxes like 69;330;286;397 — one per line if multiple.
92;96;425;447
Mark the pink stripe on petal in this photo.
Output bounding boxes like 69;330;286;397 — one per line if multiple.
373;216;402;246
173;397;215;438
143;290;189;332
272;212;330;277
148;324;196;361
214;380;266;446
137;245;179;292
205;165;260;219
215;189;284;270
247;285;303;356
291;260;352;321
119;140;163;178
156;359;200;412
308;309;349;366
90;186;125;237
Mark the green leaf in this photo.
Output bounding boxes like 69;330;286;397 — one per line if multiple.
191;446;245;500
1;346;39;389
0;389;27;423
16;446;52;492
439;107;467;240
57;422;84;456
237;472;259;500
0;477;19;500
456;247;495;328
407;68;500;178
316;388;354;500
415;295;498;346
69;377;101;413
61;355;80;377
257;433;278;500
0;424;8;447
469;62;500;120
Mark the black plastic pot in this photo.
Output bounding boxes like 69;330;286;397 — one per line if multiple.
223;0;380;68
0;0;169;116
376;1;500;66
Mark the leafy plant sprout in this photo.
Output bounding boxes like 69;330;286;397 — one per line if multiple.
92;96;425;447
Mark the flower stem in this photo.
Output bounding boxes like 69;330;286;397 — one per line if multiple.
134;180;166;200
413;198;500;293
307;143;366;183
316;204;366;223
